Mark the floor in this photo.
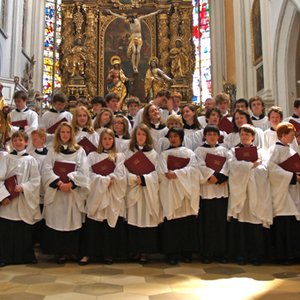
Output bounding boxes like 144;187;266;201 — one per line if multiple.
1;252;300;299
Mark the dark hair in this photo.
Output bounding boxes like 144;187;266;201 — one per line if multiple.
238;124;256;136
91;96;106;107
234;98;249;109
205;108;222;120
182;104;201;129
13;90;28;101
204;125;220;136
105;93;120;103
294;99;300;109
52;93;68;103
232;109;253;132
166;127;185;144
126;96;140;107
156;90;171;99
249;96;265;115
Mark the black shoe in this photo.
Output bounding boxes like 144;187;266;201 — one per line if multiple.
202;258;212;264
104;257;113;265
139;256;148;265
56;256;67;264
0;261;6;267
182;257;192;263
30;258;38;264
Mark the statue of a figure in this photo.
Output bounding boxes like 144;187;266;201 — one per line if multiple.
106;9;161;74
170;38;189;78
107;56;129;110
144;57;173;101
0;83;11;150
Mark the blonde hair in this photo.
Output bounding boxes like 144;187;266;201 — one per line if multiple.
53;122;80;153
31;128;47;139
129;123;153;152
166;114;183;128
93;108;113;131
215;92;230;106
97;128;117;162
72;106;94;134
276;122;296;139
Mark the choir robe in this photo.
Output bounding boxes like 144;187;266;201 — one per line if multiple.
149;124;169;152
192;128;228;151
183;126;198;149
251;115;270;131
157;135;193;154
75;128;99;152
125;148;162;254
39;109;73;146
197;115;207;128
224;128;264;149
158;146;199;257
42;147;89;255
0;151;41;264
83;152;127;259
11;107;38;135
227;145;272;262
115;136;130;154
195;144;229;259
268;143;300;260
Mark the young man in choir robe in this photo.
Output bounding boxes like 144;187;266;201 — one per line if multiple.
249;96;270;131
91;96;107;120
158;128;199;265
233;98;249;113
0;131;41;266
227;124;272;265
268;122;300;264
171;92;182;115
126;97;140;128
39;93;73;146
285;99;300;125
195;125;229;264
215;93;231;119
11;91;38;136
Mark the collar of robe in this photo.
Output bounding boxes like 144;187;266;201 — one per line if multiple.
184;123;197;130
50;108;65;113
251;114;265;120
15;107;29;113
11;149;28;156
167;144;182;150
115;134;129;140
35;147;48;155
202;142;219;148
292;114;299;119
78;127;88;132
135;145;150;152
60;145;75;154
235;143;254;148
276;141;288;147
270;127;276;131
150;122;165;130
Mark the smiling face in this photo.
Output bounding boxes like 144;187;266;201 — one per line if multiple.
239;129;254;146
182;106;195;124
59;125;71;144
148;105;160;123
12;136;28;151
31;134;46;149
234;112;248;128
268;111;282;129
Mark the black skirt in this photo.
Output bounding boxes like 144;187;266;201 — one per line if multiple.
81;217;128;259
43;225;81;256
0;217;36;264
128;224;159;254
160;215;198;255
197;197;228;258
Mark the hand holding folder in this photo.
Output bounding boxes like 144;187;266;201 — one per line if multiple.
205;153;226;172
235;146;258;162
124;151;155;176
4;175;19;200
279;153;300;173
167;155;190;171
53;161;76;183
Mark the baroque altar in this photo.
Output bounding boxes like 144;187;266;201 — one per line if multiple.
60;0;195;105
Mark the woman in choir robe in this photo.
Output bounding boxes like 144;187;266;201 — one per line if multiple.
195;125;229;263
224;109;264;149
0;131;41;266
227;124;272;265
113;114;130;153
142;104;168;151
93;108;114;136
72;106;99;155
268;122;300;264
192;108;228;150
79;129;127;265
42;122;89;264
158;128;199;265
125;124;161;264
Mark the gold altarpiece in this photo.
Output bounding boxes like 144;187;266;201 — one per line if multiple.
60;0;195;105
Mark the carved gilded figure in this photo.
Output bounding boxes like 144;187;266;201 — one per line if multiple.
170;38;189;78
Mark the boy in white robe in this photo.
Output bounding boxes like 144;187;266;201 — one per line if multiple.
0;131;41;266
249;96;270;131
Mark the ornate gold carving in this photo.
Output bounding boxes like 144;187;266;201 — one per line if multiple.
170;38;189;78
73;4;85;42
157;13;170;74
110;0;146;10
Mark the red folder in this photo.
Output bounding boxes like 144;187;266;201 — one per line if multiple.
53;161;76;183
218;135;224;144
91;158;116;176
124;151;155;176
4;175;19;200
47;118;68;134
78;137;97;155
219;117;233;134
205;153;226;172
235;146;258;162
167;155;190;171
289;119;300;132
11;119;28;128
279;153;300;173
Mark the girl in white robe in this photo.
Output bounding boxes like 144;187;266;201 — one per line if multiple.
227;124;272;265
125;124;161;264
79;129;127;265
42;122;89;264
0;131;41;266
195;125;229;263
268;122;300;264
158;128;199;265
93;108;114;136
72;106;99;155
113;114;130;154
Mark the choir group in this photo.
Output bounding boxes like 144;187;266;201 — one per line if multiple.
0;90;300;268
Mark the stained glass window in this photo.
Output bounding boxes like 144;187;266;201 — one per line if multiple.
192;0;212;105
43;0;62;99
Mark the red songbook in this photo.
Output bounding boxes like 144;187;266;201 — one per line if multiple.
219;117;233;134
205;153;226;172
78;137;97;155
53;161;76;183
4;175;19;200
92;158;116;176
289;119;300;132
218;135;224;144
167;155;190;171
279;153;300;173
124;151;155;176
47;118;68;134
235;146;258;162
11;119;28;128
